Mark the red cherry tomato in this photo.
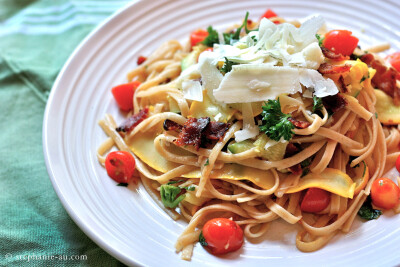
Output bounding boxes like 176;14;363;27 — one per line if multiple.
137;56;147;65
202;218;243;255
323;30;359;56
386;52;400;72
396;154;400;173
261;9;278;19
300;188;331;213
190;29;208;47
371;178;400;210
111;81;140;111
105;151;136;183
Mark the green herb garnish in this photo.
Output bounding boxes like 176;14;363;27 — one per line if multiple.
358;196;382;220
167;179;185;185
259;98;295;141
160;185;186;208
312;96;323;113
201;26;220;47
199;231;208;247
117;183;128;187
223;12;254;45
316;34;324;47
220;57;239;73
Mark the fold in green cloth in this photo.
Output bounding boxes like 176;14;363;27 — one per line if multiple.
0;1;129;266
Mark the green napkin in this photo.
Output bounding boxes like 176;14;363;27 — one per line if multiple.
0;1;130;266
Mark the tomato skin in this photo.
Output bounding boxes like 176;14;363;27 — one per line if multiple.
300;188;331;213
386;52;400;72
190;29;208;47
202;218;244;255
371;178;400;210
105;151;136;183
137;56;147;65
261;9;278;19
396;154;400;173
111;81;140;111
323;30;359;56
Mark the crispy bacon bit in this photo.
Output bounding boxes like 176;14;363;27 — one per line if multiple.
137;56;147;65
289;164;302;175
175;117;210;150
171;118;230;150
318;63;352;75
284;143;299;158
203;122;230;140
337;75;349;93
322;94;347;113
321;47;349;61
288;117;311;129
361;53;400;105
116;108;149;133
163;119;182;132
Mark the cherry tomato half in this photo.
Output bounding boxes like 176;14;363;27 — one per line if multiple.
261;9;278;19
323;30;359;56
300;188;331;213
190;29;208;47
386;52;400;72
111;81;140;111
371;178;400;210
202;218;243;255
396;154;400;173
105;151;136;183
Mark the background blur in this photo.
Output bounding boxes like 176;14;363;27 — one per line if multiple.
0;1;130;266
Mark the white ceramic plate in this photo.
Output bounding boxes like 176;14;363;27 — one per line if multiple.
43;1;400;266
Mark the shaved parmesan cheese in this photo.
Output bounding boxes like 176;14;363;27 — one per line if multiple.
214;65;302;103
198;51;224;102
299;69;338;97
234;103;259;142
182;80;203;102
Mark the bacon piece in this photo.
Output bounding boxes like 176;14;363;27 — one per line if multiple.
318;63;352;75
337;75;349;93
283;144;303;174
174;117;210;150
321;47;349;61
163;119;182;131
288;117;311;129
284;143;299;158
116;108;149;133
361;53;400;105
203;122;230;140
289;164;302;175
137;56;147;65
322;94;347;113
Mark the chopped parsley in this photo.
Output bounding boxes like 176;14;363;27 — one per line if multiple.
199;231;208;247
223;11;254;45
375;112;378;119
117;183;128;187
358;196;382;220
259;98;295;141
167;179;185;185
160;182;196;208
316;34;324;47
220;57;239;73
201;26;219;47
312;96;323;113
204;158;210;166
160;185;186;208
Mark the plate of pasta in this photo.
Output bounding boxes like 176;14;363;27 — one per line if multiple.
43;0;400;266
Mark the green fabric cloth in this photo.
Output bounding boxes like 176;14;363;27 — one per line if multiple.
0;1;130;266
